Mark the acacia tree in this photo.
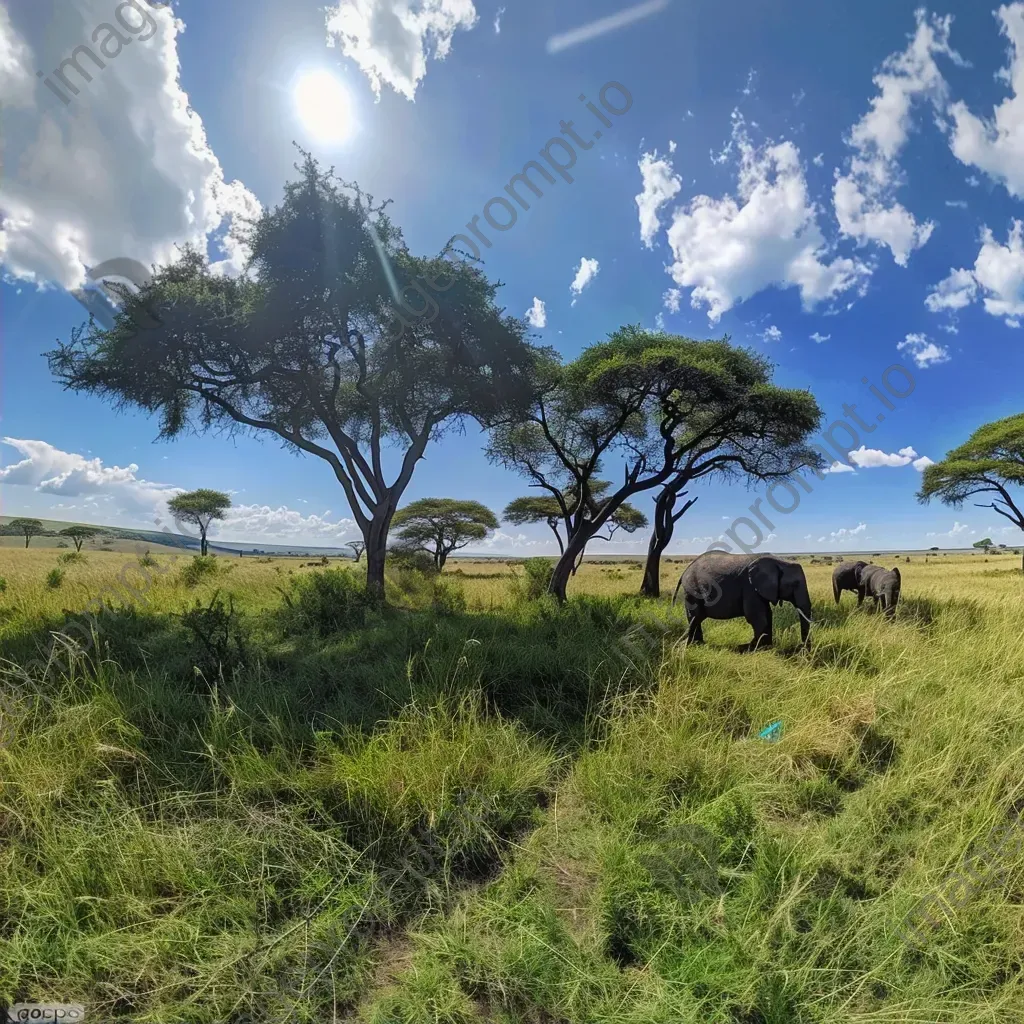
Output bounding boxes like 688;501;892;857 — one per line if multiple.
9;518;44;549
59;525;101;551
168;489;232;556
488;328;823;602
503;481;648;570
918;414;1024;570
392;498;498;569
48;156;541;600
346;540;366;562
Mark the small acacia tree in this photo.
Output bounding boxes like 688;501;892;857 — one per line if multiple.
392;498;498;570
346;540;366;562
59;525;101;552
918;414;1024;570
168;489;231;556
9;518;45;549
48;155;541;600
488;327;823;601
503;481;648;571
973;538;994;552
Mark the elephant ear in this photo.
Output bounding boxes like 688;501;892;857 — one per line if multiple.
748;558;781;604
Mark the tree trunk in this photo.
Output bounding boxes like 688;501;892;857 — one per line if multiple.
23;534;29;549
365;541;386;600
640;485;696;599
549;527;595;602
437;548;447;570
74;538;83;552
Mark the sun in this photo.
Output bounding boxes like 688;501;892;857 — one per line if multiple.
294;70;354;145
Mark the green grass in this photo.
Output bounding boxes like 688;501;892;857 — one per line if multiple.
1;549;1024;1021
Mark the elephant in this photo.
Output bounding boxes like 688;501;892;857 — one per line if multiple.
672;552;813;650
832;560;870;605
858;564;901;619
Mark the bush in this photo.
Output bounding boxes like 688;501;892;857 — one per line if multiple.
179;555;220;588
521;557;554;599
0;577;8;594
283;567;377;636
57;551;86;565
139;550;158;568
56;541;69;549
431;576;467;616
46;567;66;589
180;591;249;680
388;546;437;574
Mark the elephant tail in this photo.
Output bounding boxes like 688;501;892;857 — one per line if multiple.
672;574;685;607
832;575;840;604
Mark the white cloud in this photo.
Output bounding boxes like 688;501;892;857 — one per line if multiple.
849;445;917;468
927;520;971;540
325;0;478;101
833;10;961;265
761;325;782;342
945;199;968;208
662;117;869;322
636;150;682;247
810;331;831;343
546;0;671;54
0;2;261;300
525;296;547;328
897;332;951;368
831;522;868;543
569;256;600;304
493;5;505;33
0;437;361;544
813;152;825;167
948;3;1024;198
654;311;666;330
925;267;978;312
825;461;856;474
912;455;935;471
663;287;682;312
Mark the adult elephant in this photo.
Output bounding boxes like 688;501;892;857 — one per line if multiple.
858;564;901;619
832;560;869;605
672;552;813;650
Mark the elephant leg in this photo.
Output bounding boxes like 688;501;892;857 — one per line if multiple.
857;588;865;607
743;592;772;650
685;601;706;645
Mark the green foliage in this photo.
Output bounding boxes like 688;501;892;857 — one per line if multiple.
283;567;378;636
179;592;249;680
179;555;221;588
139;550;158;568
389;544;439;574
0;576;8;594
519;557;555;599
45;567;65;589
973;538;994;550
9;518;45;547
56;551;86;565
393;498;499;568
59;525;101;551
919;414;1024;535
431;575;467;616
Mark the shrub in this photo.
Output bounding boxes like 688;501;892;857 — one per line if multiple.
431;575;467;616
139;550;158;568
179;555;221;588
57;551;86;565
283;567;377;636
46;567;66;589
388;546;437;574
521;557;554;599
56;541;69;549
0;577;8;594
180;591;249;680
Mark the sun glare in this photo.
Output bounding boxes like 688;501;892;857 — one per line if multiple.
294;70;354;144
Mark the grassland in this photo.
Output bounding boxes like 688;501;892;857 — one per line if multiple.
1;545;1024;1022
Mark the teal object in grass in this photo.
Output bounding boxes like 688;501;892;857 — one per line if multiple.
758;720;783;742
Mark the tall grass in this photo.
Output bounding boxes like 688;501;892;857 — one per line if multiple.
1;550;1023;1021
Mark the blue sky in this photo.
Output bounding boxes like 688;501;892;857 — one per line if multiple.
2;0;1024;554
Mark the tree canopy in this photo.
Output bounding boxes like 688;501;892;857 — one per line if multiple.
918;413;1024;566
9;518;45;548
48;154;545;598
392;498;499;569
59;525;102;552
167;489;232;556
488;327;823;600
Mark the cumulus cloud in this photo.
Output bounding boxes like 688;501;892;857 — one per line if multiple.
660;115;869;322
569;256;600;304
761;325;782;342
924;222;1024;327
663;287;682;312
525;296;547;328
325;0;478;101
947;3;1024;198
849;444;918;468
825;460;856;473
927;520;971;539
897;332;951;367
833;10;961;265
913;455;935;471
831;522;868;543
636;150;682;247
0;1;261;297
0;438;361;544
810;331;831;342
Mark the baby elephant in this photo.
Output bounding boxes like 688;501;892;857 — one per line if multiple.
858;564;901;619
832;560;869;605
